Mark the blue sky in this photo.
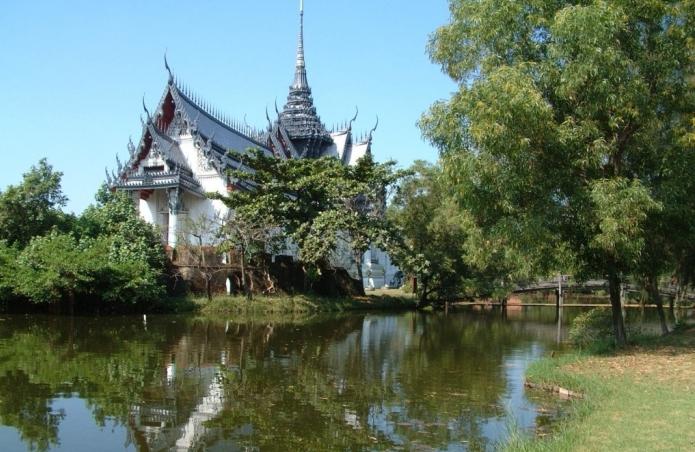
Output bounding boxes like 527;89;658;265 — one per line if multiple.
0;0;455;213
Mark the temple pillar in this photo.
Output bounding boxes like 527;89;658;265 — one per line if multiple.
167;188;182;248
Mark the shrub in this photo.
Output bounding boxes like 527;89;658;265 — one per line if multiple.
569;308;615;348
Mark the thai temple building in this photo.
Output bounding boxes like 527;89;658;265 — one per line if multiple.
107;3;400;289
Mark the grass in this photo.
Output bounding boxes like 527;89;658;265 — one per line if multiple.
185;289;417;317
506;324;695;451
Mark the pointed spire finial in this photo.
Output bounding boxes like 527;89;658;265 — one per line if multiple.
368;116;379;142
164;50;173;84
292;0;308;90
142;96;151;123
349;106;359;131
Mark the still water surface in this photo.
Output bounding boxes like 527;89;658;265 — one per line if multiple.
0;309;573;451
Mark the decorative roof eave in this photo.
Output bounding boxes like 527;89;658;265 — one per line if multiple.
276;123;300;159
168;81;267;149
112;170;205;197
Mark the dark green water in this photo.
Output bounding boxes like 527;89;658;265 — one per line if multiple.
0;309;575;451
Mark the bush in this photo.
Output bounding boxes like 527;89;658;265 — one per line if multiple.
569;308;615;348
0;241;17;304
569;307;644;350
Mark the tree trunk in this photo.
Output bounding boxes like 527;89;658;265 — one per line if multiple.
669;293;675;319
607;270;627;346
205;277;212;301
354;250;366;296
68;289;75;317
647;273;669;335
418;278;429;306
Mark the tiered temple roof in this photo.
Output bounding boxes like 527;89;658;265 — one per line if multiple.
109;2;375;193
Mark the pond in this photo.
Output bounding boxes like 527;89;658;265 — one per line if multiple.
0;308;585;451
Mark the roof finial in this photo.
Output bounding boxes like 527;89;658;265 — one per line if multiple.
292;0;308;90
142;96;151;123
266;106;272;130
164;50;173;84
368;116;379;142
348;106;359;131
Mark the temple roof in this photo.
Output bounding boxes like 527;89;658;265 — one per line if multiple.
170;82;269;155
109;2;378;192
277;4;333;158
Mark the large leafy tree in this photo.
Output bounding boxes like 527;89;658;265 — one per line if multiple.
389;161;509;305
0;159;70;248
421;0;695;345
13;232;93;313
79;186;166;271
213;150;405;294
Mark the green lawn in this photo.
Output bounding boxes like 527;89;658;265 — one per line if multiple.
507;326;695;451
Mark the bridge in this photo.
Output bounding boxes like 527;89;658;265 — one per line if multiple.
514;278;694;301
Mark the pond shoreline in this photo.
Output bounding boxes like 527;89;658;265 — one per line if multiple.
191;290;418;316
506;324;695;451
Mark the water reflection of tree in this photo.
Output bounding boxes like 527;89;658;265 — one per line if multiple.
0;316;181;451
205;316;399;450
0;370;64;451
205;313;545;451
0;312;555;451
388;313;536;449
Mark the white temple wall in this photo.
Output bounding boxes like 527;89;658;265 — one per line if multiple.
178;191;229;245
177;136;202;176
362;247;401;290
137;191;171;243
138;197;155;224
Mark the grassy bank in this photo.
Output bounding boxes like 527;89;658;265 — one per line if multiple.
507;325;695;451
183;289;417;317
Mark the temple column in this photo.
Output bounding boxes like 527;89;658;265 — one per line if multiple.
167;188;182;248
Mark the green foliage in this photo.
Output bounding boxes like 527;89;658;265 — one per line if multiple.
13;232;92;304
0;175;166;311
80;186;166;270
0;242;17;304
0;159;70;248
422;0;695;339
568;308;614;349
389;161;497;303
213;149;406;282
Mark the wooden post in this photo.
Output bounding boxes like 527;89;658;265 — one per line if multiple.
556;275;564;344
620;282;626;321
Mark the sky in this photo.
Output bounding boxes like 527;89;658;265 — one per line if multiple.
0;0;456;213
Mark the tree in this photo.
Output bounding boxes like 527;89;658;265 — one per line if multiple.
389;161;504;305
79;186;166;271
213;149;404;295
0;242;17;305
177;215;226;301
0;159;70;248
334;153;408;290
421;0;695;345
218;209;281;300
13;232;92;314
77;187;166;309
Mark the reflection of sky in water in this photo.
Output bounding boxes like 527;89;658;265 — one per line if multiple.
0;310;587;451
322;315;556;450
1;397;135;452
